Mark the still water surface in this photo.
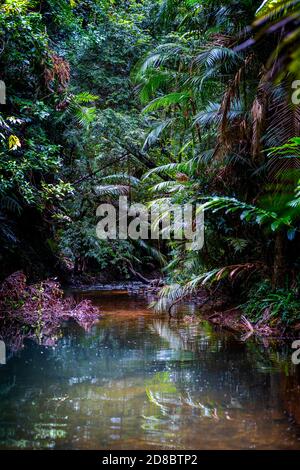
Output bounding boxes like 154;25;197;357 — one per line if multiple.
0;289;300;449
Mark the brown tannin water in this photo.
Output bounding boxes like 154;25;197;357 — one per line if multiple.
0;289;300;450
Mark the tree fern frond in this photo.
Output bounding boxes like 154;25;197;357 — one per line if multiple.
73;106;97;127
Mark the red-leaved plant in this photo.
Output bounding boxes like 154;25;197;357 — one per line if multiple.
0;272;100;350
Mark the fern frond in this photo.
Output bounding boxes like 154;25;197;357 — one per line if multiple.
73;92;99;104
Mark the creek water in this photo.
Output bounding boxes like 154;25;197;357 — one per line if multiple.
0;288;300;450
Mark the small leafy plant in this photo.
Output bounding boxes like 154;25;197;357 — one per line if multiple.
243;281;300;327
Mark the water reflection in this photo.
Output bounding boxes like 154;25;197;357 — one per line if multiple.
0;290;299;449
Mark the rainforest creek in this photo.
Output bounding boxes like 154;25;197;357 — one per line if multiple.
1;288;300;450
1;0;300;450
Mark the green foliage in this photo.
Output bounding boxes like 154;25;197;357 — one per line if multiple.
133;0;300;324
0;0;164;275
247;0;300;80
1;0;300;331
244;281;300;326
199;195;295;232
60;219;135;274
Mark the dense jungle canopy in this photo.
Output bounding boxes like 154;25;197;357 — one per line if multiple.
1;0;300;326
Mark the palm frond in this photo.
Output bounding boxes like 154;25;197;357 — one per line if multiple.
142;91;190;114
193;47;241;71
134;239;167;265
194;100;245;129
150;181;187;194
0;196;22;215
138;70;175;104
95;185;130;198
0;214;18;244
199;195;291;229
143;161;190;179
98;174;140;186
143;118;175;150
154;263;265;313
288;177;300;207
